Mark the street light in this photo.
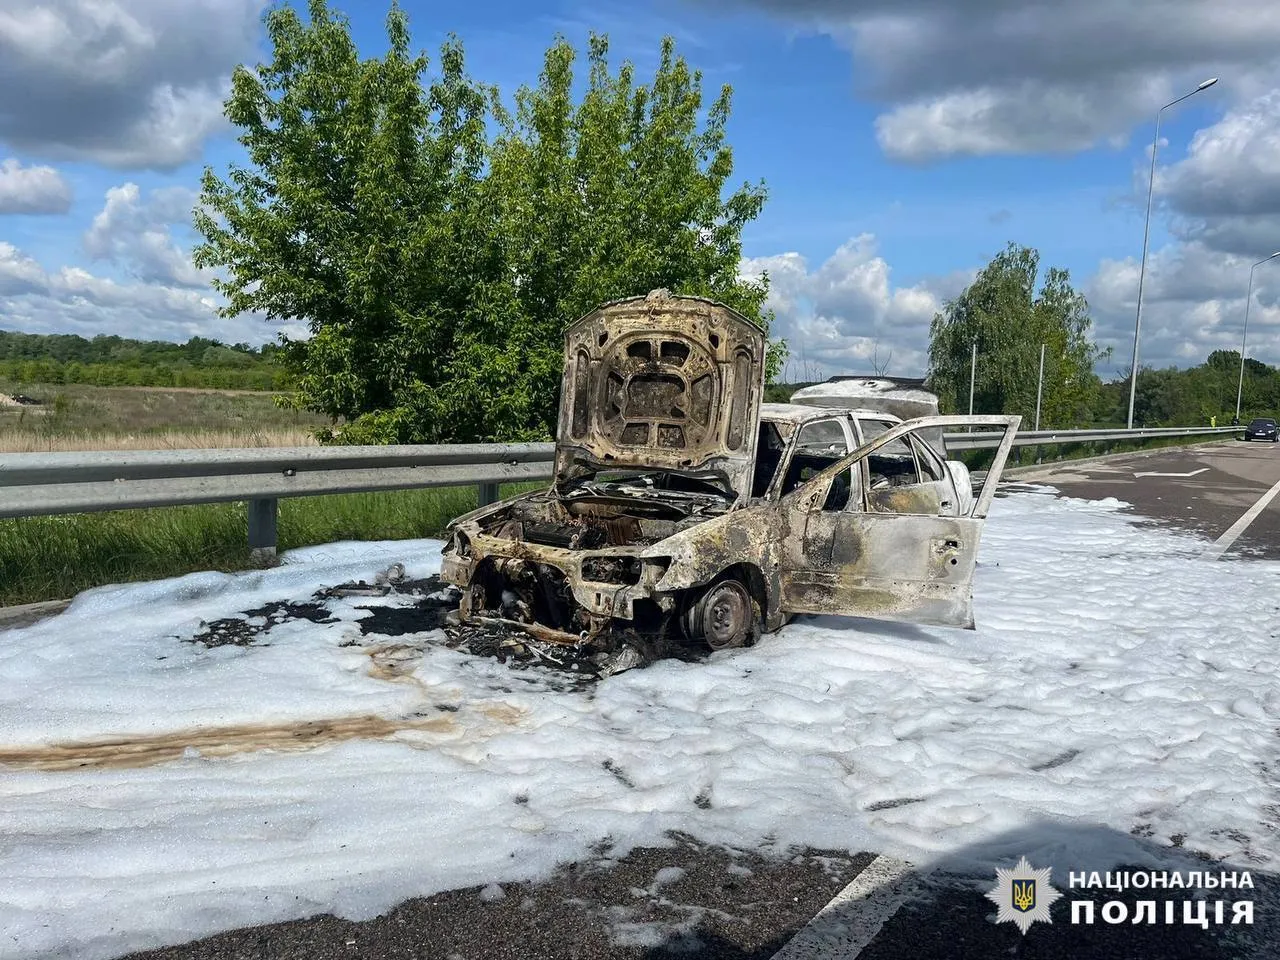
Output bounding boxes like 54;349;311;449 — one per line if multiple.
1235;251;1280;420
968;340;977;415
1126;76;1220;429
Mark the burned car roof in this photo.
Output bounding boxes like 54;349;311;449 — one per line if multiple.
789;379;940;422
759;402;906;427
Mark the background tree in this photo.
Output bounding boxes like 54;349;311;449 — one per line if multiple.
0;330;289;389
1107;350;1280;426
194;0;781;444
927;243;1108;426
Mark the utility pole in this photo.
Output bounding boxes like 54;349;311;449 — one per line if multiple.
1034;343;1046;431
1126;77;1220;429
1236;252;1280;420
968;341;977;415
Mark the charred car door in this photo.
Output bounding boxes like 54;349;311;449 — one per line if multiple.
778;415;1020;629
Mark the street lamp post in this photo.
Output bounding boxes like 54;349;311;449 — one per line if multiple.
968;340;977;415
1034;342;1046;431
1236;251;1280;420
1126;77;1220;430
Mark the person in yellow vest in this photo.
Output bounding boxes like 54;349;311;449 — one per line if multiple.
1211;414;1217;428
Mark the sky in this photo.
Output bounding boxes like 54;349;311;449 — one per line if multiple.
2;0;1280;380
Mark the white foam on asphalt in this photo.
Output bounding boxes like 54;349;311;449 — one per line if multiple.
1;492;1279;959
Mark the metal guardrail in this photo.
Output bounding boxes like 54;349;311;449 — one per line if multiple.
0;425;1237;561
0;443;558;562
945;424;1240;450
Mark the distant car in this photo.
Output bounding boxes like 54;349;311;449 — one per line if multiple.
1244;418;1278;441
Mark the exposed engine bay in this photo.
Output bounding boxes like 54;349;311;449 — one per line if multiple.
446;473;736;674
495;473;731;548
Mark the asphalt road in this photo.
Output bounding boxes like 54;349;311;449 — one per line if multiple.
76;441;1280;960
1006;438;1280;559
127;839;875;960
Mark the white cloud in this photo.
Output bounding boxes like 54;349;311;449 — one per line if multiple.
1070;92;1280;373
0;242;49;296
1153;91;1280;257
1086;242;1280;372
874;78;1167;162
743;230;1280;383
83;182;208;288
697;0;1276;159
1159;93;1280;217
690;0;1280;371
742;234;951;378
0;241;301;345
0;158;72;214
0;0;266;169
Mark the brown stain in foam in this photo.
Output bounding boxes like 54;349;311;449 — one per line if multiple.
364;643;423;682
0;640;534;773
478;702;527;724
0;713;458;773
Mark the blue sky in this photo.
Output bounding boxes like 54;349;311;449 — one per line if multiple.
2;0;1279;380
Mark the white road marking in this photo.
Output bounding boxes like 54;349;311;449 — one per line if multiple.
770;855;915;960
1206;474;1280;559
1132;467;1209;479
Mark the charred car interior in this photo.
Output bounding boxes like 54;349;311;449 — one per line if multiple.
440;289;1020;673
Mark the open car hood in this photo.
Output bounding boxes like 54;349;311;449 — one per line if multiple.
554;289;766;501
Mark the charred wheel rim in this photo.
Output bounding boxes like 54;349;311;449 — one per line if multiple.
697;579;752;651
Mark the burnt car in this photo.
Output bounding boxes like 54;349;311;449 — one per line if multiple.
440;289;1019;664
1243;418;1278;441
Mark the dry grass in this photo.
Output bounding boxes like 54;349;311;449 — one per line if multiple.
0;381;332;451
0;426;320;452
0;427;320;455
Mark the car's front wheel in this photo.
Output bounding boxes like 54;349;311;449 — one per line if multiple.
682;578;756;651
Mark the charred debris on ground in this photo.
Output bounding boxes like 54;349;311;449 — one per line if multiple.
186;564;701;680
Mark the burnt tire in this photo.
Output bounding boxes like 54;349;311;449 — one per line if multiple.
683;578;755;651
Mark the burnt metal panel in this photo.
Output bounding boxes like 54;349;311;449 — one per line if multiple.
555;289;766;501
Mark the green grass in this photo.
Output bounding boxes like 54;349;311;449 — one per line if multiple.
0;483;542;607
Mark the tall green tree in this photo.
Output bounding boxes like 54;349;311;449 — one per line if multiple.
927;243;1108;426
195;1;498;442
1109;349;1280;426
194;0;779;444
459;34;780;441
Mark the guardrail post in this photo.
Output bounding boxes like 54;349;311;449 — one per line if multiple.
248;498;278;567
477;482;500;507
